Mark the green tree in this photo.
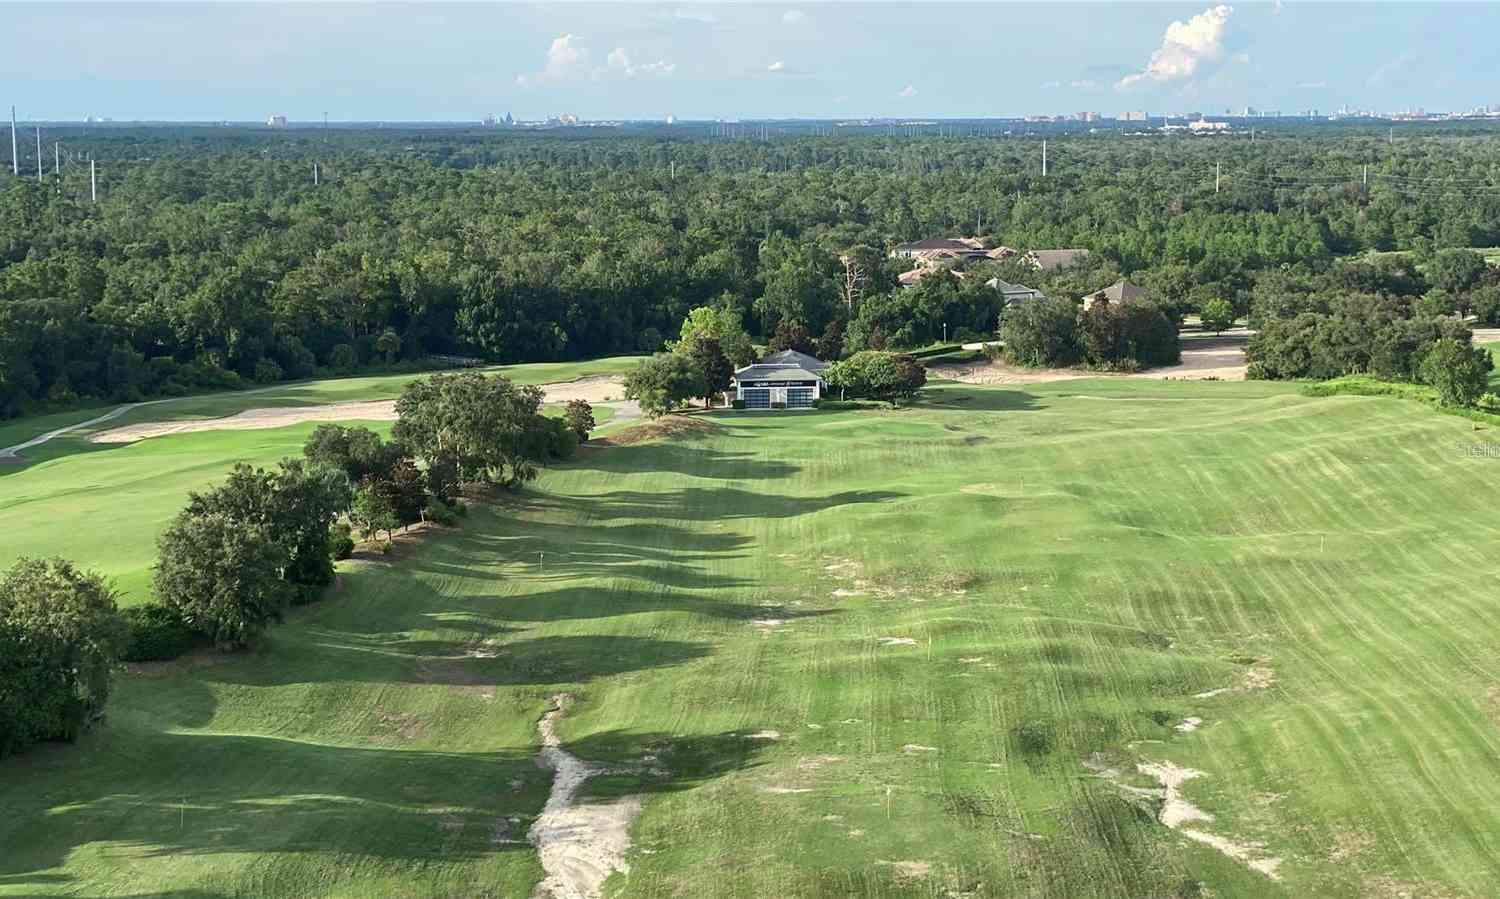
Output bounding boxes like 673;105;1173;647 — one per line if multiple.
350;484;400;542
154;513;292;647
0;558;127;756
685;336;734;408
1000;297;1080;367
1419;338;1493;406
824;350;927;405
623;353;705;417
564;398;596;442
375;327;403;365
1428;249;1490;294
392;371;549;488
672;306;756;368
1200;297;1235;334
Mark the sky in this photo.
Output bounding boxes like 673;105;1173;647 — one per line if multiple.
5;2;1500;122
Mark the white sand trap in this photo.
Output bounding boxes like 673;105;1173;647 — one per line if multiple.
88;376;626;445
1137;761;1282;880
879;637;918;647
902;744;939;754
929;335;1248;386
529;694;644;899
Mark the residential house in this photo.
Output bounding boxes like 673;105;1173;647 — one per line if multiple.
985;277;1046;305
1082;280;1148;310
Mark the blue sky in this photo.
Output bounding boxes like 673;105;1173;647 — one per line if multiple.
6;2;1499;121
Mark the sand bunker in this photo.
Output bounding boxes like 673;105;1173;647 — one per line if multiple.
930;336;1247;386
529;694;644;899
1135;762;1283;880
88;376;626;445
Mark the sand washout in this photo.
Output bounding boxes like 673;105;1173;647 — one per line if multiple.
930;333;1249;386
87;375;628;446
529;693;645;899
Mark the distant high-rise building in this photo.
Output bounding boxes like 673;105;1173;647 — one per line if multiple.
267;115;287;128
504;112;514;126
666;114;676;125
1121;110;1149;122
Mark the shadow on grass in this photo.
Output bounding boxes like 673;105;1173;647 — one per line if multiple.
0;729;539;884
572;729;771;799
570;442;802;480
531;487;904;523
207;634;715;689
914;385;1045;413
0;437;123;477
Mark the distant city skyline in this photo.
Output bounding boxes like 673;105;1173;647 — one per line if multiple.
5;2;1499;122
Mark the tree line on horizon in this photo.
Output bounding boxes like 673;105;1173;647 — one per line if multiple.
3;128;1500;417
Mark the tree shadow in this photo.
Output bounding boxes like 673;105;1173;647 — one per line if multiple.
570;729;772;799
0;729;539;885
205;634;715;690
914;385;1045;413
534;486;905;523
570;443;802;480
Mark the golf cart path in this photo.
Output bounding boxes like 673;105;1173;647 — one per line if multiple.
1;376;633;460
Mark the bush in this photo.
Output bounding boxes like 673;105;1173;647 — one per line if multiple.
1;558;128;756
155;513;293;647
424;497;461;526
1079;299;1180;368
328;522;355;561
731;398;746;409
564;398;596;441
771;401;787;409
327;343;357;372
121;603;202;662
823;350;928;404
252;358;284;384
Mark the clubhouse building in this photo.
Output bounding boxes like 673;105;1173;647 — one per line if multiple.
732;350;829;409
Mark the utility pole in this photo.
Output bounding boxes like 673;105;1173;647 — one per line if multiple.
35;127;42;182
1362;164;1368;188
313;161;319;186
54;141;59;176
1215;160;1221;193
90;158;97;203
9;106;16;176
1042;139;1048;177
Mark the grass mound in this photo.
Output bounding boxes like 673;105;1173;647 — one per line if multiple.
597;414;722;446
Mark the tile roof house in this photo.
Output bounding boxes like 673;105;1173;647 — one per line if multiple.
889;238;984;260
1082;280;1149;310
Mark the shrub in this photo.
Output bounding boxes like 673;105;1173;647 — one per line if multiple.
731;398;746;409
327;343;357;372
155;513;293;648
1078;298;1180;368
328;522;355;561
0;558;128;756
771;400;787;409
121;603;201;662
252;358;284;384
424;497;461;526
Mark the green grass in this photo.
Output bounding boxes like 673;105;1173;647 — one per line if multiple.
7;377;1500;895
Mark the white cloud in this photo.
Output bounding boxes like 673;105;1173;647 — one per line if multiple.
516;33;591;86
1368;51;1415;87
1070;79;1098;89
668;9;718;24
782;9;808;25
897;84;917;98
518;35;672;86
1271;0;1283;13
1117;5;1234;89
768;60;786;72
1040;80;1063;89
1297;80;1327;89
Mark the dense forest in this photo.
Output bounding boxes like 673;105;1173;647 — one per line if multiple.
3;123;1500;417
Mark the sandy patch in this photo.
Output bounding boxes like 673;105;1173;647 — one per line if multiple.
929;335;1248;386
879;637;918;647
529;693;645;899
596;414;720;447
762;786;814;794
1175;717;1204;733
746;730;782;741
1135;762;1283;881
902;744;939;754
86;376;626;445
881;860;933;882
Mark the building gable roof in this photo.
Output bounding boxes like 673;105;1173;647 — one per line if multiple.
893;237;974;253
1089;280;1148;302
757;349;829;371
733;365;823;382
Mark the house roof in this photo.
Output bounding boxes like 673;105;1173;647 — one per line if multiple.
1088;280;1148;302
893;237;975;253
757;349;829;371
1029;248;1092;271
733;365;823;382
985;277;1045;298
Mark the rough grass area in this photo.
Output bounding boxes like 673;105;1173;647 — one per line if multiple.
6;377;1500;896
